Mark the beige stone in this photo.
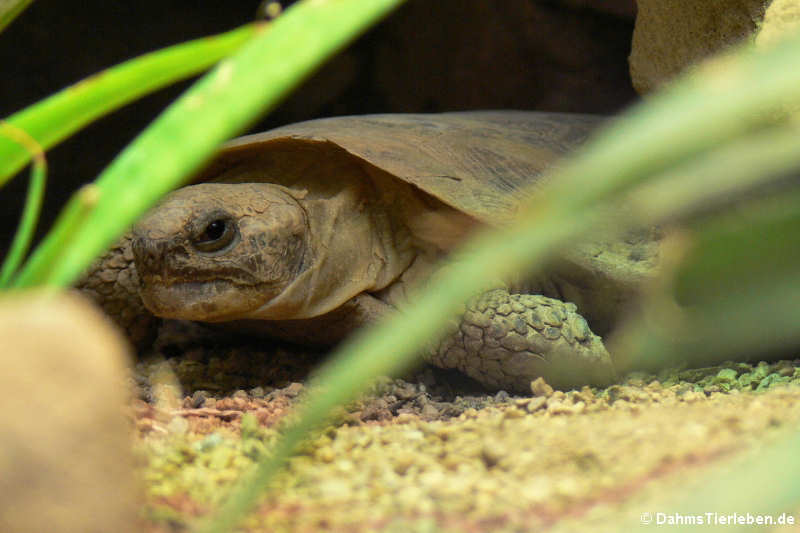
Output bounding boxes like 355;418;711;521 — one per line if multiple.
630;0;768;94
0;291;140;533
756;0;800;48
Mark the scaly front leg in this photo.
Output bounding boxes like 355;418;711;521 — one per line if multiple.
428;289;616;392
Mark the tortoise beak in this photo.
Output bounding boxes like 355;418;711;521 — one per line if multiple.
131;231;267;322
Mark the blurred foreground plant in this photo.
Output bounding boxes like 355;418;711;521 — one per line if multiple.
0;0;33;33
0;123;45;286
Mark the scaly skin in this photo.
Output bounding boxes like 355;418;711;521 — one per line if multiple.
76;233;158;348
429;289;614;391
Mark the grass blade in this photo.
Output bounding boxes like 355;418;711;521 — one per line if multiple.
0;0;33;33
0;122;45;286
0;23;257;187
614;190;800;372
625;424;800;533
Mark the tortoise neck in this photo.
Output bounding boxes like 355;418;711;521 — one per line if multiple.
248;161;416;319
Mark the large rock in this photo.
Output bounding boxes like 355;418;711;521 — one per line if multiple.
756;0;800;48
0;291;140;533
630;0;768;94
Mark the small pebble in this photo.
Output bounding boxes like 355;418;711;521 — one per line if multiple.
191;390;209;408
530;377;554;397
203;397;217;409
480;444;503;468
503;407;526;419
494;390;510;402
421;403;440;419
166;416;189;435
316;446;335;463
393;453;416;475
681;391;705;403
525;397;547;413
396;413;417;424
284;382;304;398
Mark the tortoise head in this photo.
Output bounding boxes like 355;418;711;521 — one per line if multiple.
131;183;309;321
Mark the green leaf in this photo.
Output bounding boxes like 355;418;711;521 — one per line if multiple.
0;0;34;34
614;190;800;372
0;23;256;187
0;142;45;286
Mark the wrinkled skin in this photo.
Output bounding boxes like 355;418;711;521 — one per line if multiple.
132;183;309;322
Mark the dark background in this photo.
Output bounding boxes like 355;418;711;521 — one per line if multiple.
0;0;637;250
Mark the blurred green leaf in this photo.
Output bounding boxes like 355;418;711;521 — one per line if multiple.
0;0;33;33
614;190;800;372
0;23;257;187
0;122;47;286
628;427;800;533
0;152;45;286
674;194;800;305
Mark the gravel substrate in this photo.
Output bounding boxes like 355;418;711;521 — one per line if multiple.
133;329;800;532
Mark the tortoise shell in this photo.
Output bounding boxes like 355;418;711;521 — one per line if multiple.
195;111;601;224
191;111;659;321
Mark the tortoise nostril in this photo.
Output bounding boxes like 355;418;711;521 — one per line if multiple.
131;238;144;260
131;238;165;271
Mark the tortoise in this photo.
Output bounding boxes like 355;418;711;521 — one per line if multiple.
80;111;660;392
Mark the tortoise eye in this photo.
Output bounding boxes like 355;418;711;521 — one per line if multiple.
193;217;237;253
203;220;226;241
